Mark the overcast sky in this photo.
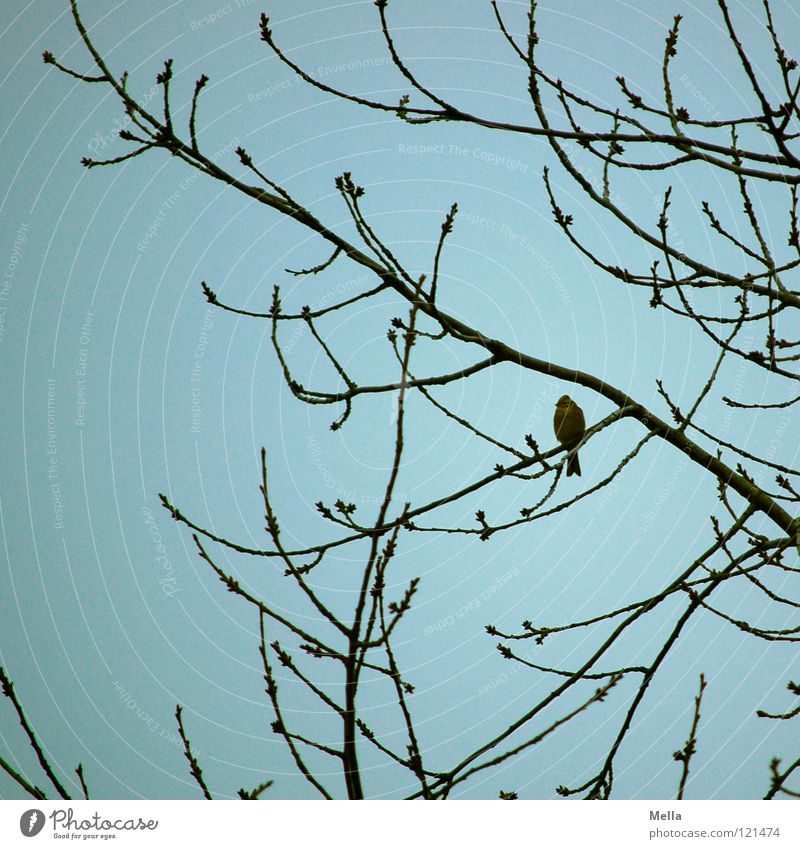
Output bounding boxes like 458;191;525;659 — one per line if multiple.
1;0;799;800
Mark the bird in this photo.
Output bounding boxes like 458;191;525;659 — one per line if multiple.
553;395;585;477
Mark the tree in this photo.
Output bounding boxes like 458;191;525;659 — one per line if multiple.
3;0;798;800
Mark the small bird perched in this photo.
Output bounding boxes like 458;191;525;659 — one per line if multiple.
553;395;586;477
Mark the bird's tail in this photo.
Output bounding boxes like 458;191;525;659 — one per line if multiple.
567;451;581;477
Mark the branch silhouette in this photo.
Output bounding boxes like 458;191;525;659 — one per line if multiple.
5;0;795;800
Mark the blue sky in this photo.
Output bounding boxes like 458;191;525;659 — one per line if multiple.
1;0;799;799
